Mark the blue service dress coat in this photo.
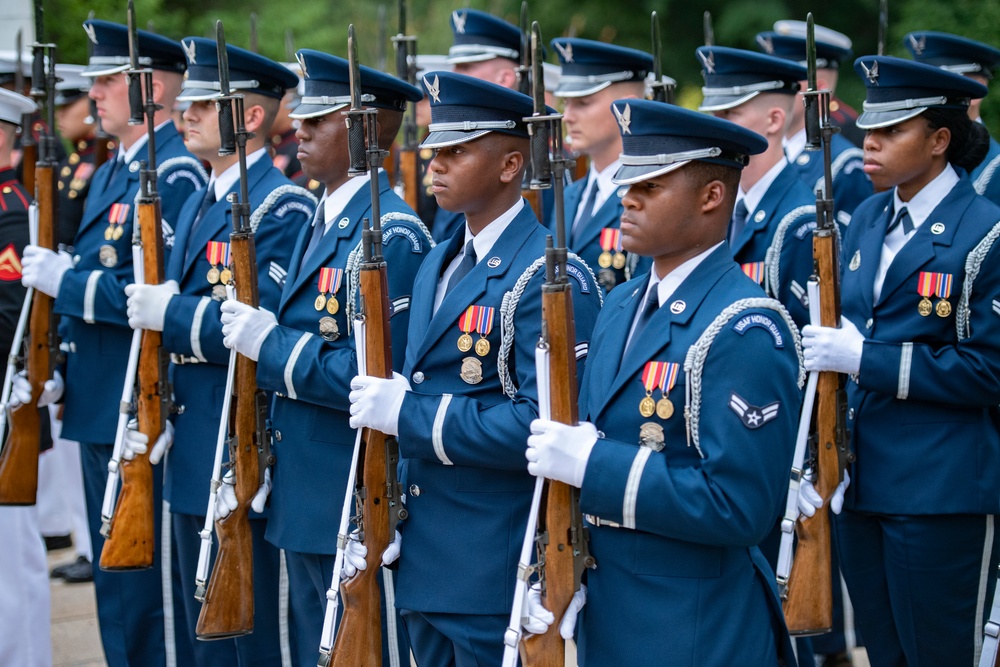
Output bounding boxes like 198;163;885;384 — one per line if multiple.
255;171;433;554
576;244;801;666
973;134;1000;207
788;132;873;225
555;177;651;293
731;164;817;328
160;155;315;516
394;204;602;615
56;122;207;444
840;178;1000;515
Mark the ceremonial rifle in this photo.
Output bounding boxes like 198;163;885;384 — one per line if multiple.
391;0;420;214
779;14;852;636
99;0;169;571
502;23;594;667
317;25;408;667
196;20;273;639
649;12;675;105
17;28;37;196
516;2;544;222
0;4;58;505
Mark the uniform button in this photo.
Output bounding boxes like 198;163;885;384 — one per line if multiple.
274;430;282;442
848;408;855;420
865;318;873;329
409;484;421;497
412;371;424;384
597;430;605;439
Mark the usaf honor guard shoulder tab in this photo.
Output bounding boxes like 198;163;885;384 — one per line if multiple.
731;311;785;348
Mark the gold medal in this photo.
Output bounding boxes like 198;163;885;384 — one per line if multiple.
207;266;220;284
314;294;327;311
612;252;626;270
918;297;932;317
598;251;612;269
104;225;114;241
326;297;339;315
61;166;71;177
99;245;118;268
457;333;474;352
639;395;656;418
219;268;232;284
639;422;665;451
112;225;124;241
936;299;952;318
319;316;340;341
460;356;483;385
475;337;490;357
656;397;674;420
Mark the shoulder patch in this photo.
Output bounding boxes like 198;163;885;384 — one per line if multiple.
382;224;423;253
560;263;590;294
793;219;818;240
164;169;203;189
272;200;314;219
731;311;785;348
729;392;780;429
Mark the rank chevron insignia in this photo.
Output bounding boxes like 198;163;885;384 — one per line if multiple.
424;74;441;103
860;60;879;84
613;102;632;135
698;49;715;74
728;392;779;429
554;41;573;63
993;299;1000;317
182;39;197;65
452;10;467;34
0;243;22;281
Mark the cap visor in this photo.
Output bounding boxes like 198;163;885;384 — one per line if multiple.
81;63;129;77
447;52;500;65
289;102;349;120
554;81;613;98
698;91;760;112
420;129;492;149
856;106;925;130
612;160;690;186
176;87;220;103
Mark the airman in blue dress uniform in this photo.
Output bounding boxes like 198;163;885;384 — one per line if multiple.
904;31;1000;207
756;21;873;226
524;99;801;666
19;20;207;667
800;55;1000;667
348;71;602;667
219;48;429;666
122;37;313;665
549;37;653;293
697;46;819;330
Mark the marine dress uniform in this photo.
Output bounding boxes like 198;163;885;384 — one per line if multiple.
808;56;1000;666
529;100;801;666
549;38;653;293
904;31;1000;207
226;50;430;666
349;71;602;667
151;39;312;665
698;46;818;328
51;22;205;667
756;26;873;225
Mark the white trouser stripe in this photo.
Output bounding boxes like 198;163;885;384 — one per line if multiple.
975;515;996;665
897;342;913;399
623;447;652;529
278;549;292;667
383;566;400;667
284;333;312;400
432;395;454;465
83;270;103;323
190;297;211;362
161;499;176;667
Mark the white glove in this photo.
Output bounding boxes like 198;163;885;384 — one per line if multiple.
214;467;272;520
21;245;73;298
124;280;179;331
525;419;598;488
220;300;278;362
381;529;401;566
348;373;411;436
797;468;850;517
10;370;63;408
122;419;174;464
801;317;865;375
521;583;586;639
340;528;402;580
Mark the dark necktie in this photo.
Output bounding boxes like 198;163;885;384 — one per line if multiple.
185;187;217;263
572;179;601;245
729;199;749;245
299;201;328;269
108;155;124;182
887;206;914;235
445;239;477;296
625;285;660;357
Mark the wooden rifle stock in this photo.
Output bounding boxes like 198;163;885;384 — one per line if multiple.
0;162;55;504
99;196;163;570
398;149;419;213
21;141;37;201
196;231;262;639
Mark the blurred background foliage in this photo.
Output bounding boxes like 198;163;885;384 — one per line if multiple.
43;0;1000;135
